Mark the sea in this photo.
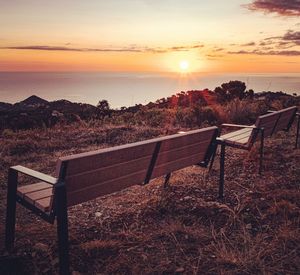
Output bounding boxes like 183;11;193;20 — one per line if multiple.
0;72;299;108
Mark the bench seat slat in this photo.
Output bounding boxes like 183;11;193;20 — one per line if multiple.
23;188;53;204
17;182;53;212
221;127;253;144
35;197;52;212
17;182;52;197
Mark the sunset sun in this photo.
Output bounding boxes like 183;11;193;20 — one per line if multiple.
179;60;189;72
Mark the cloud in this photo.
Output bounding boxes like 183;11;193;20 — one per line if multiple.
282;30;300;45
228;49;300;56
206;54;224;60
246;0;300;16
2;45;143;52
213;47;224;52
261;30;300;47
241;42;256;46
2;43;205;54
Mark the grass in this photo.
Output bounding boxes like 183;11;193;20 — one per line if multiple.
0;101;299;274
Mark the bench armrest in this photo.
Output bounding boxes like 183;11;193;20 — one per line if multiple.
221;123;257;129
11;165;58;185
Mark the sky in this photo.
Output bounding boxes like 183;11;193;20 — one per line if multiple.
0;0;299;73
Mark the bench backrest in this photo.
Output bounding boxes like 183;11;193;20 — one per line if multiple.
255;112;281;137
273;106;297;133
245;106;298;147
255;106;297;137
56;127;218;206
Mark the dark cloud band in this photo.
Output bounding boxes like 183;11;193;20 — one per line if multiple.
1;44;204;53
246;0;300;16
229;49;300;56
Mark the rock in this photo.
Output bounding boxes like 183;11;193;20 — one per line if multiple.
95;212;102;218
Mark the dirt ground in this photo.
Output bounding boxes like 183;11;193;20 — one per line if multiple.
0;125;299;274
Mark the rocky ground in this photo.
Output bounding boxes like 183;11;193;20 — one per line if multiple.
0;124;299;274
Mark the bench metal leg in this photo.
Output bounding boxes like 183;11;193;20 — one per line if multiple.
219;142;225;199
208;144;218;173
296;114;300;149
164;173;171;188
259;129;264;175
5;169;18;251
56;184;70;275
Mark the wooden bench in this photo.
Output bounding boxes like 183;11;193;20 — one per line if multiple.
5;126;219;274
213;106;299;198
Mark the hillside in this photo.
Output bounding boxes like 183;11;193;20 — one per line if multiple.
0;96;101;130
0;83;299;274
0;118;299;274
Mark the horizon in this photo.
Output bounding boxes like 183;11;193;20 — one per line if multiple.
0;1;299;73
1;71;299;107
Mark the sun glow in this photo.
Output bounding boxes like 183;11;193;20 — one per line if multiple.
179;60;189;71
163;51;205;73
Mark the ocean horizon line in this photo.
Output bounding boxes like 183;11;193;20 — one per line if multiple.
1;71;299;107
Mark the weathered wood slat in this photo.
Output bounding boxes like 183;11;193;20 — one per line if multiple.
221;128;253;144
65;128;217;205
226;136;251;145
273;108;297;132
17;182;52;198
67;170;147;206
151;151;207;179
12;165;57;184
63;142;156;176
155;139;211;164
23;187;53;205
65;156;151;192
35;196;52;212
61;127;216;176
256;112;280;137
65;140;211;192
66;149;209;206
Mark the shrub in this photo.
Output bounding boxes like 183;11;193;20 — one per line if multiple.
8;138;39;156
224;99;268;124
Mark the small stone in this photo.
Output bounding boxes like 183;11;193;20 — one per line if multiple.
95;212;102;218
246;223;252;229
